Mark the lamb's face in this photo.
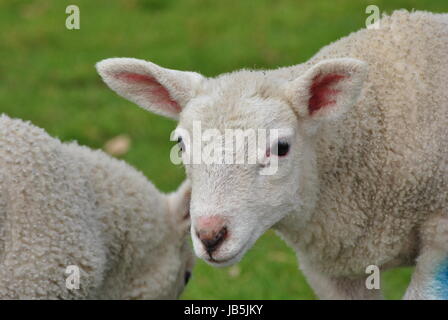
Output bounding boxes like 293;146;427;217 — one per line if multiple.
176;86;308;267
97;57;367;268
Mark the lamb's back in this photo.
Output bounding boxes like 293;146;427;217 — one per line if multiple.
61;142;170;298
0;115;106;298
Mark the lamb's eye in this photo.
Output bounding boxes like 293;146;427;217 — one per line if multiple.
184;271;192;285
272;140;290;157
177;136;185;152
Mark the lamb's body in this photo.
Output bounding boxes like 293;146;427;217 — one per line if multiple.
0;115;192;299
96;10;448;299
273;10;448;297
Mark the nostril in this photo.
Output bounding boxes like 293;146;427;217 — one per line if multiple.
198;226;227;254
215;226;227;242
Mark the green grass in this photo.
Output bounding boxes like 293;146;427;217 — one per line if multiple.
1;0;446;299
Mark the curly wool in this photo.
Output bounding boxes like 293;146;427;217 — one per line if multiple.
0;115;193;299
267;10;448;298
95;10;448;299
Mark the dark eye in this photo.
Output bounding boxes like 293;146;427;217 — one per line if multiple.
184;271;192;285
177;136;185;152
272;140;290;157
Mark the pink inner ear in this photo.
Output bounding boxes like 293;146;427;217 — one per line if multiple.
309;73;346;114
116;72;181;113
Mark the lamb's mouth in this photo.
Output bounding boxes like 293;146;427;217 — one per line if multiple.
207;252;239;265
205;239;251;267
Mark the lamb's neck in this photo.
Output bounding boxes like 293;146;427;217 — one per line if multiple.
272;116;353;252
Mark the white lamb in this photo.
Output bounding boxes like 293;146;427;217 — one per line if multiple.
97;10;448;299
0;114;194;299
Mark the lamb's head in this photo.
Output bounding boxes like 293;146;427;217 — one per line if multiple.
152;180;194;299
97;57;367;267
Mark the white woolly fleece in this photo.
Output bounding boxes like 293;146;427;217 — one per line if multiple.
273;10;448;299
96;10;448;299
0;115;194;299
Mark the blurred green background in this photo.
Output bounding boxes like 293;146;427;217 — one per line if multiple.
1;0;447;299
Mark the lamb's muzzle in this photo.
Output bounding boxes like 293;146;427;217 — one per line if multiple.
195;216;228;255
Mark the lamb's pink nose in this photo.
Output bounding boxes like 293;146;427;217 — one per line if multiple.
195;216;227;254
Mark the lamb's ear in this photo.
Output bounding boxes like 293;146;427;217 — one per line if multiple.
285;58;367;123
168;180;192;233
96;58;204;120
